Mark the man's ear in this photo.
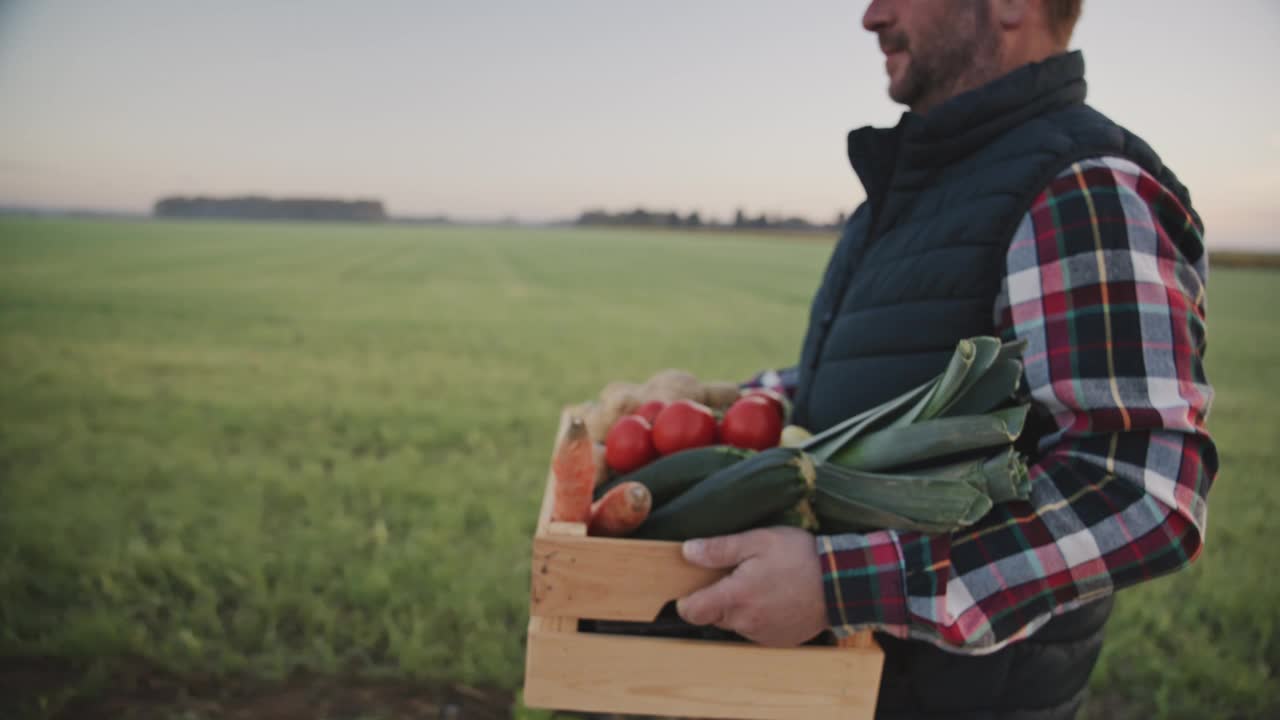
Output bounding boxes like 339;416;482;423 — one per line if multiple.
991;0;1031;29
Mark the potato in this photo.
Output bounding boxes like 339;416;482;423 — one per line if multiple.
600;381;643;408
600;386;642;422
780;424;813;448
565;400;595;421
586;381;642;442
583;402;613;443
703;380;742;410
642;369;704;404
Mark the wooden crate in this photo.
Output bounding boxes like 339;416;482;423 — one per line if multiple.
523;413;884;720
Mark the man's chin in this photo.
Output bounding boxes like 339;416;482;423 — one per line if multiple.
886;64;921;108
888;81;919;108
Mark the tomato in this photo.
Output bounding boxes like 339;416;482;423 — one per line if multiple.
719;396;784;451
604;415;657;473
742;388;789;422
651;400;718;455
635;400;666;425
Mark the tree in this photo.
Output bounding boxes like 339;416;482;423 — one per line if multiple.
153;196;386;222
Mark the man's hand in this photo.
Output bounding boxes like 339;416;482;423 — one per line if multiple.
675;526;828;647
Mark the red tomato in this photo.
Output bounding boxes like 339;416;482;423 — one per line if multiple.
651;400;718;455
635;400;666;425
605;415;657;473
719;397;784;451
742;388;789;421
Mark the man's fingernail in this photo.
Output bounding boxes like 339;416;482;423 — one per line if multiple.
683;539;703;560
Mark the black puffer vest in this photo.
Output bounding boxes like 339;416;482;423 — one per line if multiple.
793;52;1198;719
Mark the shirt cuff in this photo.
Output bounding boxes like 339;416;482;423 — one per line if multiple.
739;366;800;400
816;531;909;637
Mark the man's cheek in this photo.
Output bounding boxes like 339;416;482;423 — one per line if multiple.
886;51;907;76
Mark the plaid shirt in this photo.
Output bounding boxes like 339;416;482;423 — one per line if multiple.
760;156;1216;653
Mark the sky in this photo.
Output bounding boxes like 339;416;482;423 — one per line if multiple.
1;0;1277;249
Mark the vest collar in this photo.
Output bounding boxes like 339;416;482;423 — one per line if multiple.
847;51;1088;207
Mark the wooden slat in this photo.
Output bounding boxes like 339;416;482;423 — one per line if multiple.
524;629;882;720
838;631;875;649
531;534;728;621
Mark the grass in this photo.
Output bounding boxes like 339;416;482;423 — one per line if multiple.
1079;264;1280;719
0;218;1276;719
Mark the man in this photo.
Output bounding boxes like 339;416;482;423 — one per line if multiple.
674;1;1217;718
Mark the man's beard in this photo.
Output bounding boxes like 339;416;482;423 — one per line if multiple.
886;6;999;113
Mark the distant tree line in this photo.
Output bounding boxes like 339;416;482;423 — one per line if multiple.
154;196;387;222
389;214;452;226
575;207;847;232
577;208;703;228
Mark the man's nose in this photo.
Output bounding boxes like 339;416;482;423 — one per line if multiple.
862;0;893;32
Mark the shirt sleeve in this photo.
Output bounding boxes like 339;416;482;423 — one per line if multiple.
817;156;1218;653
740;366;800;399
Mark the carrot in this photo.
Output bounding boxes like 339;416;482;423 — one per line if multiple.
551;416;596;523
588;482;652;537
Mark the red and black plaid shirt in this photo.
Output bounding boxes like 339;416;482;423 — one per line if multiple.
758;156;1216;653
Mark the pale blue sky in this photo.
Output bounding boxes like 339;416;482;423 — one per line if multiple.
1;1;1277;248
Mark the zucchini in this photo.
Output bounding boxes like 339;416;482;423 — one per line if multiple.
593;445;753;505
632;447;814;541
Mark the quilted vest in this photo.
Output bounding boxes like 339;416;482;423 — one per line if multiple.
793;51;1199;719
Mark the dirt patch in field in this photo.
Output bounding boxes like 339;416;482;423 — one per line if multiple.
0;656;513;720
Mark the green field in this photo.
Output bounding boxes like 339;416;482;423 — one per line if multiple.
0;219;1276;719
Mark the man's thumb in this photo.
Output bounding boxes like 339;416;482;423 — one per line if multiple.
676;577;736;627
682;532;758;569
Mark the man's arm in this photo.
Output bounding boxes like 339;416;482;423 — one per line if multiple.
820;156;1216;652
